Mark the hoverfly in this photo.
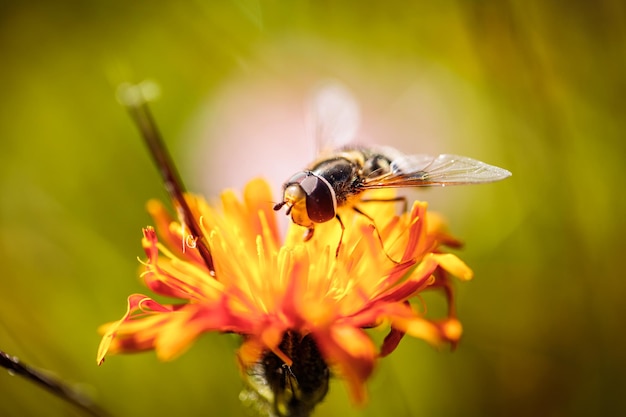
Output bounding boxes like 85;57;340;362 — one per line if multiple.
274;84;512;248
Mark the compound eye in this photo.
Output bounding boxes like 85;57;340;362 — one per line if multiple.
284;171;309;186
299;175;336;223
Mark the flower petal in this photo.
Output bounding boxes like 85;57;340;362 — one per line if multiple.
431;253;474;281
97;294;172;364
314;325;376;405
379;326;406;358
392;316;463;348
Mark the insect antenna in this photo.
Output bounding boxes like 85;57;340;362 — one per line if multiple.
117;83;216;276
1;349;112;417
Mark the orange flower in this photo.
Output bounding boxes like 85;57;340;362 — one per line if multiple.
97;178;472;416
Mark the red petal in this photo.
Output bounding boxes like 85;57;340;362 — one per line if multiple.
379;326;406;358
313;325;376;405
97;294;172;365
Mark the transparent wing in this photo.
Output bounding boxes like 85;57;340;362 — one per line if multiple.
363;153;512;188
308;82;360;156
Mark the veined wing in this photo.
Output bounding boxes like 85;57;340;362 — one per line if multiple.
363;153;512;188
308;82;360;157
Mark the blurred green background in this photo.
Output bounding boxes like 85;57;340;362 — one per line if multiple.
1;1;624;416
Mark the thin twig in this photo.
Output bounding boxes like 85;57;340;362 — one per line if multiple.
116;82;216;276
0;350;112;417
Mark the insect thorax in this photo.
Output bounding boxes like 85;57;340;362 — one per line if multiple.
309;147;396;206
309;158;359;205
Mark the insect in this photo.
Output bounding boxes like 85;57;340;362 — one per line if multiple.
274;84;512;248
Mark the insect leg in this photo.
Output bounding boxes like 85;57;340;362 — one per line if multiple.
352;206;400;264
334;214;345;257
